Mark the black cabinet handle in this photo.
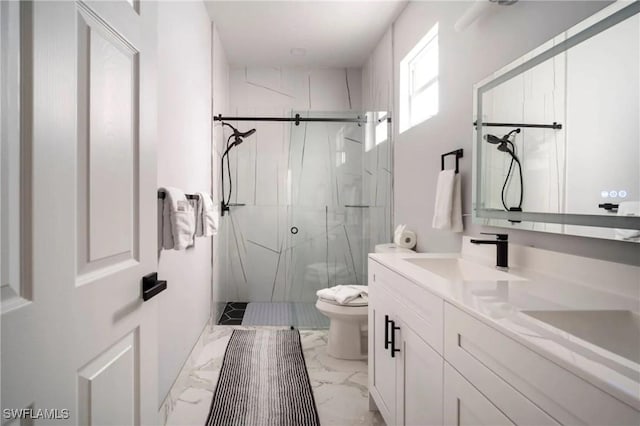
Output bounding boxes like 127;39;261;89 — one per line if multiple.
142;272;167;301
384;315;391;349
390;320;400;358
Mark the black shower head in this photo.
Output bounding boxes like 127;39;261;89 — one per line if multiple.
230;128;255;149
484;134;504;145
236;128;256;139
497;142;514;155
221;122;256;141
484;128;521;147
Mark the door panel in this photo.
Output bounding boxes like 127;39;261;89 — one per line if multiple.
399;323;443;426
368;276;397;424
83;6;138;264
444;363;514;426
1;1;158;424
77;3;140;282
78;331;137;426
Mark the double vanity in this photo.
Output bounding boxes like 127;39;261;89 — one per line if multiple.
367;237;640;426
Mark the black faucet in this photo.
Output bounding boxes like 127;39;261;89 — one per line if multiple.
470;233;509;270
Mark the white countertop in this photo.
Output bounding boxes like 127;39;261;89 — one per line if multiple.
369;242;640;411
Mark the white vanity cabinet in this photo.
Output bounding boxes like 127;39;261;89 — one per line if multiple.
444;303;639;426
368;257;640;426
368;261;444;426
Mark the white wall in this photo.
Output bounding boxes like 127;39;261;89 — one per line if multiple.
362;28;393;113
157;0;212;403
363;0;639;265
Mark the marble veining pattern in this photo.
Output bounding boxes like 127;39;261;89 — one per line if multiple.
163;325;384;425
218;67;392;308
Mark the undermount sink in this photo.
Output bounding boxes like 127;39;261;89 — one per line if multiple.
403;257;526;282
523;310;640;364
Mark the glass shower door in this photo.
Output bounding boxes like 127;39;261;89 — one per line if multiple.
219;110;392;328
285;111;389;326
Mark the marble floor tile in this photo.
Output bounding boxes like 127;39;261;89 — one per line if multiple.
164;326;385;425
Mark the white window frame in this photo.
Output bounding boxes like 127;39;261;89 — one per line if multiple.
400;23;439;133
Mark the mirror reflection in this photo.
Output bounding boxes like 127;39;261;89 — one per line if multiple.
474;2;640;242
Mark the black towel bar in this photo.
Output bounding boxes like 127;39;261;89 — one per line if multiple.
157;191;199;200
473;121;562;130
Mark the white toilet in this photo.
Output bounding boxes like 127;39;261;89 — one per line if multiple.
316;243;414;360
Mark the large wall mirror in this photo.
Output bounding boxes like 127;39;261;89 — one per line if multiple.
473;1;640;243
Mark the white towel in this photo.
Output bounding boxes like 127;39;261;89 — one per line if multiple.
616;201;640;240
451;173;463;232
316;285;368;305
432;170;463;232
160;187;195;250
195;192;217;237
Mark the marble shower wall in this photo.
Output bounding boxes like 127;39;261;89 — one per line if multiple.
217;67;392;304
211;24;231;323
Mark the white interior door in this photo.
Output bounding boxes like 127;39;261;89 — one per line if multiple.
2;1;159;424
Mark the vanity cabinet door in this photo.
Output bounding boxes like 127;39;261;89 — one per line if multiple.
444;363;514;426
368;277;397;424
397;321;443;426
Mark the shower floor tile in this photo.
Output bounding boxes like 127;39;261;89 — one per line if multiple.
241;302;329;328
218;302;247;325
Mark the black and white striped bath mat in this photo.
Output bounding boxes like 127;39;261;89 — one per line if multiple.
206;329;320;426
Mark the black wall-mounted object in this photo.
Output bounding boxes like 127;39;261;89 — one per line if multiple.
158;191;199;201
214;113;367;127
470;233;509;269
508;206;522;223
142;272;167;301
474;121;562;130
384;315;391;350
389;319;401;358
441;149;464;174
599;203;619;212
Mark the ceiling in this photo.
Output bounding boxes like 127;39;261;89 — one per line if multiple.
205;1;408;68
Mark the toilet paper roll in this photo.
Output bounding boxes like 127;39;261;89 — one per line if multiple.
393;224;406;245
395;230;417;249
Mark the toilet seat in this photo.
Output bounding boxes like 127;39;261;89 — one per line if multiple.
316;299;368;316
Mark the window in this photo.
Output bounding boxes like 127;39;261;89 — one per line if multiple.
400;23;439;133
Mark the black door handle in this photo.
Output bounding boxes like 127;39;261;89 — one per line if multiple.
142;272;167;301
384;315;391;349
390;320;400;358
